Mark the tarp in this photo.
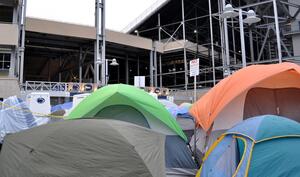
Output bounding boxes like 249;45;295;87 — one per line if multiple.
68;84;187;141
51;102;72;113
190;62;300;131
0;96;49;143
178;103;193;119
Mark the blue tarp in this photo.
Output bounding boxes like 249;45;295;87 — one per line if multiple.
158;99;179;118
51;102;73;113
0;96;49;143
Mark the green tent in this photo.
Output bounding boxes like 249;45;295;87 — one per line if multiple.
68;84;187;141
198;115;300;177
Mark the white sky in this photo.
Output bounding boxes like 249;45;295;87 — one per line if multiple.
26;0;156;31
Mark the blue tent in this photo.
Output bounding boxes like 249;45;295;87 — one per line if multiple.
198;115;300;177
158;99;179;118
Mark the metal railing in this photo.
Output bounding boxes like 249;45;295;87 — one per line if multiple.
22;81;98;93
282;20;300;35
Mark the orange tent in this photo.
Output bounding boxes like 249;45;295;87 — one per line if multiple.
190;62;300;131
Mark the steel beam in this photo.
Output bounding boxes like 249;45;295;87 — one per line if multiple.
273;0;282;63
181;0;188;90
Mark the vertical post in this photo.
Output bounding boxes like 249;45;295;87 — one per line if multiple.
137;56;140;76
181;0;188;90
273;0;282;63
222;0;230;70
101;0;106;85
158;13;163;88
230;0;237;65
79;48;83;83
249;27;254;62
95;0;106;85
150;50;154;87
193;75;197;157
154;49;158;87
105;59;108;84
239;9;247;68
218;0;226;75
125;56;129;84
19;0;27;84
59;56;62;82
208;0;216;86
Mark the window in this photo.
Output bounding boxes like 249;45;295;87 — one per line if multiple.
0;6;14;23
0;53;11;70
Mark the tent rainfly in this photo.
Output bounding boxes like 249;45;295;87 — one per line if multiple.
197;115;300;177
190;62;300;131
68;84;187;141
0;119;197;177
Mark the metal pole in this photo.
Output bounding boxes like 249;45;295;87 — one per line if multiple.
230;0;237;65
158;13;163;88
19;0;27;84
154;49;158;87
193;75;197;157
105;59;108;84
95;0;100;85
126;56;129;84
222;0;230;70
79;48;83;83
239;9;247;68
181;0;188;90
101;0;107;85
218;0;226;75
208;0;216;86
150;50;154;87
137;56;140;76
249;27;254;62
273;0;282;63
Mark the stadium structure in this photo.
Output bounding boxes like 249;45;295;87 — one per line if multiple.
1;0;300;101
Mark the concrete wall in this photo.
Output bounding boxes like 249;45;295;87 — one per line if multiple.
0;24;18;46
0;78;20;99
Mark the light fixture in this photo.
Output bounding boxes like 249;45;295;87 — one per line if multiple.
110;58;119;66
134;30;138;33
194;29;198;33
244;10;261;24
220;4;238;18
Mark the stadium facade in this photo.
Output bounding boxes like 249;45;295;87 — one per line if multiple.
1;0;300;98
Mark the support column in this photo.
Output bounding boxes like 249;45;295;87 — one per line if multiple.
273;0;282;62
208;0;216;86
222;0;230;70
79;48;83;83
154;49;158;87
249;27;254;62
158;13;163;88
150;50;154;87
181;0;188;90
137;56;140;76
125;56;129;84
239;9;247;68
19;0;27;84
95;0;106;85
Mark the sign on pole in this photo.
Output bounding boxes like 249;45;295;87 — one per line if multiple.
134;76;145;88
190;58;199;158
190;58;199;77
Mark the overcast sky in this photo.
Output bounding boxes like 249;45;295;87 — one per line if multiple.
26;0;156;31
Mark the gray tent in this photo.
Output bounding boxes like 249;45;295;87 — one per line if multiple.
0;119;196;177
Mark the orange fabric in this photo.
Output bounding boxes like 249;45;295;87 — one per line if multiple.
189;62;300;131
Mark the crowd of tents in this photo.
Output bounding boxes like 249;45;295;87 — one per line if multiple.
0;62;300;177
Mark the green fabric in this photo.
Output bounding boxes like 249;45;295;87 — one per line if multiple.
97;105;150;128
255;116;300;141
249;138;300;177
68;84;187;141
